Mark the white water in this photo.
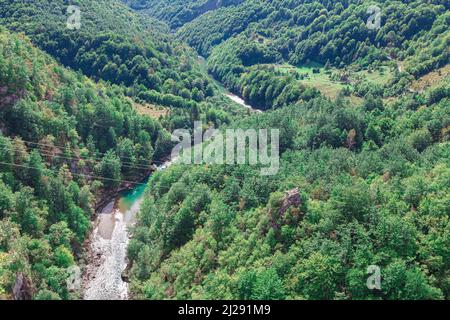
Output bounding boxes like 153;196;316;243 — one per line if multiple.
83;161;172;300
227;92;254;110
83;200;140;300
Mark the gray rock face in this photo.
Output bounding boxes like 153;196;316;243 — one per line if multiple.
13;273;33;300
269;188;304;232
278;188;302;218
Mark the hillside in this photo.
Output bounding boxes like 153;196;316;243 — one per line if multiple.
123;0;244;28
0;0;218;110
124;0;450;300
171;0;450;109
0;26;176;299
128;78;449;300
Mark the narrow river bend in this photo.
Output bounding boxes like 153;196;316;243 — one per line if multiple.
198;56;261;113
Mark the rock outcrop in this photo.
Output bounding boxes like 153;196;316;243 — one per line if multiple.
268;188;304;232
278;188;302;218
13;273;33;300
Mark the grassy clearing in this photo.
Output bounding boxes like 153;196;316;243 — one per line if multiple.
132;100;169;119
410;64;450;92
304;73;346;99
273;63;393;102
274;63;346;100
357;66;393;85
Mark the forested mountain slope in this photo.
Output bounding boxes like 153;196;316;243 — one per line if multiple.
0;0;247;144
171;0;450;109
177;0;449;69
0;0;218;110
129;78;450;300
124;0;450;300
0;26;175;299
123;0;244;29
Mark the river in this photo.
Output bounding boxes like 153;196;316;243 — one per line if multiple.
226;90;258;111
82;56;257;300
82;163;171;300
197;56;261;113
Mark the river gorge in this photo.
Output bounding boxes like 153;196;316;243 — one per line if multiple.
81;57;259;300
82;162;172;300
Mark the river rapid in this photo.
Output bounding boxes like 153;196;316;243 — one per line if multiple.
82;162;171;300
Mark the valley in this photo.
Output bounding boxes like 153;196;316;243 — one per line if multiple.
0;0;448;301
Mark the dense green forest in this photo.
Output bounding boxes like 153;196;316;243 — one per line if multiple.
123;0;244;29
173;0;450;109
128;84;450;300
0;26;172;299
125;0;450;300
0;0;449;301
0;0;220;110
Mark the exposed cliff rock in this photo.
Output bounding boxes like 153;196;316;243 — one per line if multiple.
268;188;304;232
278;188;302;218
13;273;33;300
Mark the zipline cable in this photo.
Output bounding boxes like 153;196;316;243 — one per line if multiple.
0;161;148;186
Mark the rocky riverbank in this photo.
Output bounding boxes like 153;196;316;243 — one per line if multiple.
81;160;173;300
82;198;131;300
